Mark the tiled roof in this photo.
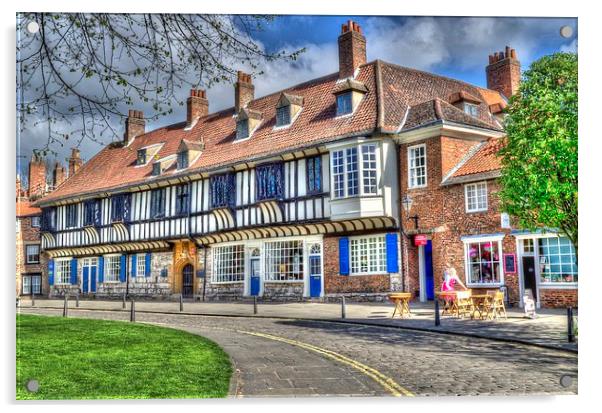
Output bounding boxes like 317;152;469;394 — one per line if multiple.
451;138;504;178
39;60;505;204
401;98;500;131
17;200;41;217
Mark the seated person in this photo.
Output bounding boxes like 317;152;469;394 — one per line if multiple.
441;264;467;292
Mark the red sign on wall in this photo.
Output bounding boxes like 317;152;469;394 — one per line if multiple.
414;235;428;246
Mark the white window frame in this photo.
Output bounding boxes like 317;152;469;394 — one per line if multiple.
537;236;578;287
22;275;31;295
212;244;245;284
349;234;387;275
25;244;40;264
464;102;479;117
407;144;427;189
263;240;305;282
463;235;504;287
465;181;488;213
104;254;121;283
330;143;381;199
130;253;146;278
55;258;72;285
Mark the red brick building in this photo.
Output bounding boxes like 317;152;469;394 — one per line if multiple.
33;21;576;307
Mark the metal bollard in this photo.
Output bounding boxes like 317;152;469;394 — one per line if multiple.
567;307;575;343
253;296;258;315
76;293;80;308
63;295;68;317
341;296;346;319
130;299;136;322
122;292;126;309
180;293;184;312
31;292;35;307
435;299;441;326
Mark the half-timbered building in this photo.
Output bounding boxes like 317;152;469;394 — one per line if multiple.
36;20;538;303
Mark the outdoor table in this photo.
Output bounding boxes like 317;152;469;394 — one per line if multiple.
470;294;493;319
388;293;412;318
435;291;458;316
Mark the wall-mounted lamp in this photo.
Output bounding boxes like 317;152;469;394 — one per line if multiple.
401;194;419;230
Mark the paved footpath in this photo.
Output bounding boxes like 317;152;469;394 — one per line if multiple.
19;307;578;397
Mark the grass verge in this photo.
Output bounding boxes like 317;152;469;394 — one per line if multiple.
16;314;232;399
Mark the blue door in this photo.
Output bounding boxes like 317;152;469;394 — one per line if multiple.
250;258;261;296
90;265;97;293
425;240;435;300
309;255;322;298
82;266;89;293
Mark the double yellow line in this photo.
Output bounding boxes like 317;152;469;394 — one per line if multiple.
238;329;414;397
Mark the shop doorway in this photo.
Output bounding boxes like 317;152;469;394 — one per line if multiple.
522;256;537;302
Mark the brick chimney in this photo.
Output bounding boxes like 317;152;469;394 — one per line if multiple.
53;161;66;188
486;46;521;98
338;20;366;79
27;154;47;200
234;71;254;113
187;89;209;127
68;148;83;178
124;109;145;144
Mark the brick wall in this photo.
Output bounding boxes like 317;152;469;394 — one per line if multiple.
539;289;578;308
16;215;46;296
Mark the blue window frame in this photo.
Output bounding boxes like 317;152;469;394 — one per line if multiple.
177;151;189;169
137;149;147;165
110;194;130;222
150;188;166;218
65;204;78;228
41;207;56;231
236;119;249;140
210;173;236;209
175;184;190;216
306;156;322;194
336;92;353;116
276;106;291;127
256;163;284;201
84;199;100;226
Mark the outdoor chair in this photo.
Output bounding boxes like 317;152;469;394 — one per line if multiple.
485;290;507;319
455;289;473;318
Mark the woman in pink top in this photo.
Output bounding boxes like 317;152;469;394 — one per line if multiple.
440;264;467;305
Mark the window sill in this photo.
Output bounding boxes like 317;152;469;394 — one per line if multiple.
466;208;488;214
538;283;578;290
407;185;427;190
466;283;503;288
210;281;244;285
330;194;382;201
349;272;388;276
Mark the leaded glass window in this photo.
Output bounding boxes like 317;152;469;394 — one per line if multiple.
110;194;130;222
236;119;249;140
336;92;353;116
84;199;100;226
65;204;78;228
276;105;291;127
150;188;166;218
306;156;322;194
256;163;284;201
175;184;190;215
210;173;236;209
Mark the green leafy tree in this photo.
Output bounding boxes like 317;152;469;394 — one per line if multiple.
499;52;578;254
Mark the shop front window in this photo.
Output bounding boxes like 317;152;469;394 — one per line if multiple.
538;237;578;284
466;240;501;284
264;240;304;281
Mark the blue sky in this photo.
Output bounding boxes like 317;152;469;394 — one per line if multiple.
17;15;577;180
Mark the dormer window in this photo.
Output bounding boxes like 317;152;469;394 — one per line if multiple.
276;105;291;127
177;151;189;169
236;119;249;140
151;163;162;176
464;103;479;117
336;93;353;116
136;149;147;165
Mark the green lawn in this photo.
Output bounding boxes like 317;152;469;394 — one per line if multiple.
16;314;232;399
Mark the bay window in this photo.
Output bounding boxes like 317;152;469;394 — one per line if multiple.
538;237;578;284
408;144;427;188
55;258;71;285
350;235;387;275
264;240;304;281
465;239;502;285
331;143;379;199
213;245;245;283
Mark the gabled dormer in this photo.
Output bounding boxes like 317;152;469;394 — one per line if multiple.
333;78;368;117
275;93;304;128
235;108;263;141
150;155;176;177
448;91;482;117
176;139;204;170
135;143;163;167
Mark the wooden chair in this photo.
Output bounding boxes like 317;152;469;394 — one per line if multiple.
455;289;473;318
485;290;507;319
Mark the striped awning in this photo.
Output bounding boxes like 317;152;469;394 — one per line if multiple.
195;216;397;245
45;241;170;258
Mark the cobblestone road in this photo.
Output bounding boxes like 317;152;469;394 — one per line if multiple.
19;308;578;397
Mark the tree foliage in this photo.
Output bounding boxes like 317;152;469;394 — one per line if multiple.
17;13;304;156
499;52;578;253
